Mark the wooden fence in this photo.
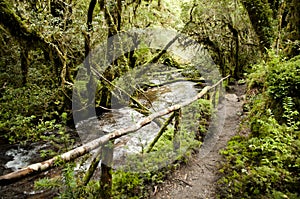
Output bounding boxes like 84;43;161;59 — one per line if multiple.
0;75;229;193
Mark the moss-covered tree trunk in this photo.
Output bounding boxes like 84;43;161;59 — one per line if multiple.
100;142;113;198
242;0;299;57
99;0;123;110
241;0;274;52
284;0;300;57
0;0;65;82
20;44;30;85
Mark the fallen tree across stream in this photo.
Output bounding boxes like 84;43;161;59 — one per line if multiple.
0;75;229;185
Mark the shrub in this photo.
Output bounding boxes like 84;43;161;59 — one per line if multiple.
219;109;300;198
248;53;300;122
0;84;66;143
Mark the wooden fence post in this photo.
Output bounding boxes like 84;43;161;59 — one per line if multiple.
205;91;210;100
146;112;176;153
211;86;217;108
173;109;181;152
219;80;224;102
100;141;114;198
82;146;102;186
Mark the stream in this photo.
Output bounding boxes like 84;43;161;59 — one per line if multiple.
0;80;200;175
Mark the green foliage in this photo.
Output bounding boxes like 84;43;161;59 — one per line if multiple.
2;116;55;144
150;127;174;152
266;55;300;118
0;84;66;143
248;53;300;121
247;62;268;91
181;99;212;140
112;170;147;199
34;97;212;198
40;112;75;158
0;29;22;87
35;162;99;199
181;0;260;78
219;55;300;198
108;99;211;197
241;0;275;50
1;0;237;198
219;110;300;198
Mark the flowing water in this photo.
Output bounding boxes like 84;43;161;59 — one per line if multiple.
1;80;200;174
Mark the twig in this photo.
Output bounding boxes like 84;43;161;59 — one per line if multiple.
175;178;193;187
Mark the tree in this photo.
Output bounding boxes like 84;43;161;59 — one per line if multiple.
181;0;260;79
0;0;75;85
284;0;300;57
241;0;300;57
241;0;274;52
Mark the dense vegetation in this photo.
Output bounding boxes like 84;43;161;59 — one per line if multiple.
0;0;299;198
218;54;300;198
216;1;300;198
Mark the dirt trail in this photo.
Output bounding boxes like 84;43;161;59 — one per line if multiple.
152;84;246;199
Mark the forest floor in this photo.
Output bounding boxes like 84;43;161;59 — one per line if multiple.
151;83;246;199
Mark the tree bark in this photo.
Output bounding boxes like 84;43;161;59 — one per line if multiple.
0;0;50;51
84;0;98;117
82;147;102;186
20;44;30;85
173;109;181;151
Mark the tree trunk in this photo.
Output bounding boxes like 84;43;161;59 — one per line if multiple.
241;0;274;52
100;142;113;198
20;45;30;85
84;0;98;116
284;0;300;57
173;109;181;151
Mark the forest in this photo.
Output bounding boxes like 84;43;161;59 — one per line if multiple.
0;0;299;198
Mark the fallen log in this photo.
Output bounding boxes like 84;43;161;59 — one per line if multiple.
0;75;229;184
141;77;207;89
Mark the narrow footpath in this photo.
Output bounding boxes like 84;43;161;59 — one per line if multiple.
152;84;246;199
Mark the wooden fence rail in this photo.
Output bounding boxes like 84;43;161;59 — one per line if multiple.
0;75;229;186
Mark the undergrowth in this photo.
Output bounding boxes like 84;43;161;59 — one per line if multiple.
218;53;300;198
35;98;212;198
